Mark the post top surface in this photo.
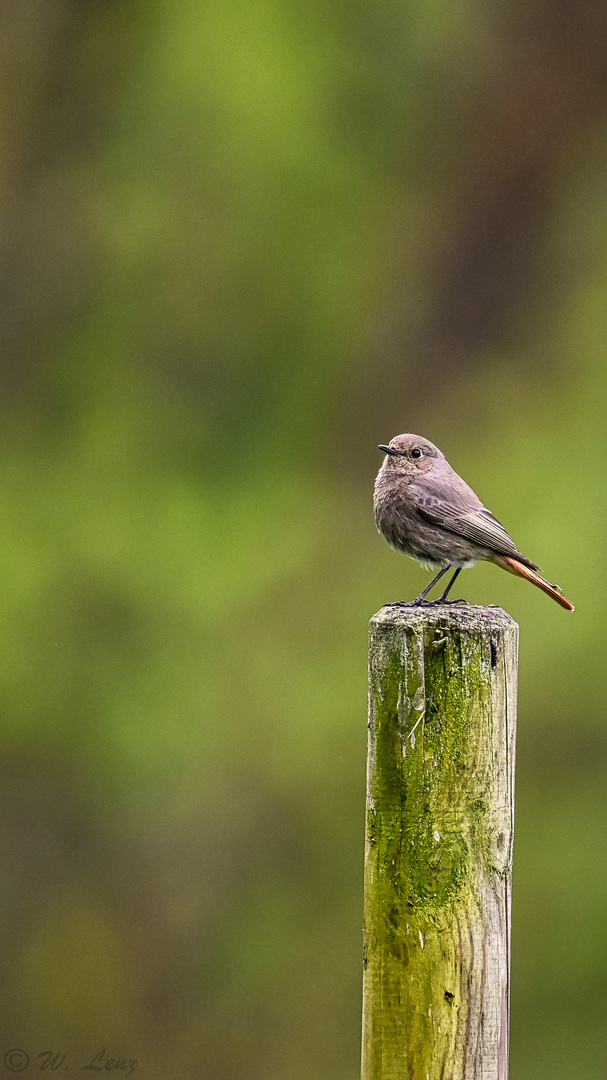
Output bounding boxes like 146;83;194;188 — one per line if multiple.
370;603;518;633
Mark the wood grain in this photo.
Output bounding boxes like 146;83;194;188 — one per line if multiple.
361;604;518;1080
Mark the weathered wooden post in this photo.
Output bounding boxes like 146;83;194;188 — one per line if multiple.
361;604;518;1080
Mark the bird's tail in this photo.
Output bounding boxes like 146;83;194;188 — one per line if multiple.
496;555;574;611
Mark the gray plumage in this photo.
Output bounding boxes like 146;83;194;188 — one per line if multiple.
374;434;533;569
374;433;574;610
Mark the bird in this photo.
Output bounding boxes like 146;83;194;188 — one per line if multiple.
374;434;574;611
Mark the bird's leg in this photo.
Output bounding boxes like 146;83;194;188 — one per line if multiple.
414;564;451;602
438;566;462;601
385;565;453;608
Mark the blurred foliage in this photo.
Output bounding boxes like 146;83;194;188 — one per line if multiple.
0;0;606;1077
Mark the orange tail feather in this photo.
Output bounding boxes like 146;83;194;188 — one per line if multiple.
498;555;574;611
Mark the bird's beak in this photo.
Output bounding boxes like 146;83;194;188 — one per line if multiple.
378;444;398;456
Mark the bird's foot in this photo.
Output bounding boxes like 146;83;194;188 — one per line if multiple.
384;598;456;608
384;599;433;608
384;597;470;608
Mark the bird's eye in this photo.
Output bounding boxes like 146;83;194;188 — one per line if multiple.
411;447;422;459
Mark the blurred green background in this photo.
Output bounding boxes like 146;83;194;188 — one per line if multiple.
0;1;605;1077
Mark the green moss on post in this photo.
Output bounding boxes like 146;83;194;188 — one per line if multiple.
361;605;518;1080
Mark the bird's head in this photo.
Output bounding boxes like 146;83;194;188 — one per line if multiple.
378;434;442;475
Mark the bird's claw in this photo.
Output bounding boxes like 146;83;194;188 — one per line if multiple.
384;598;469;608
384;599;432;608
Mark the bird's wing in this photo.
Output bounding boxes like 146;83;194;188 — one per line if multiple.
412;475;538;568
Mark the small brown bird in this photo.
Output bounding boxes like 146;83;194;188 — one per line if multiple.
374;434;574;610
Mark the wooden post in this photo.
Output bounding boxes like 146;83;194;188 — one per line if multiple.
361;604;518;1080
